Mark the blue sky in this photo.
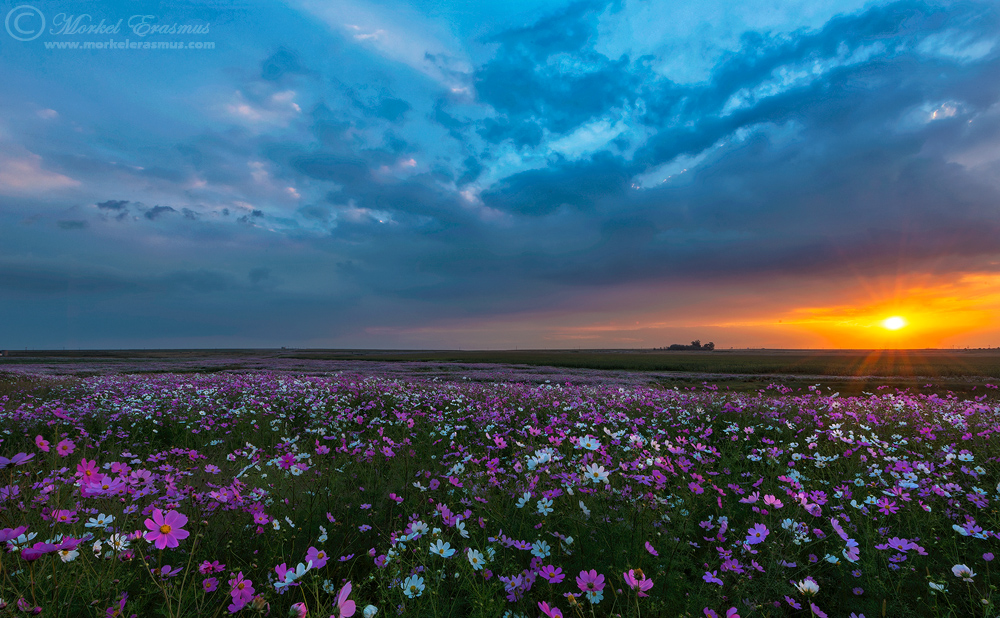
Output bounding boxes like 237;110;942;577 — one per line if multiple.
2;0;1000;349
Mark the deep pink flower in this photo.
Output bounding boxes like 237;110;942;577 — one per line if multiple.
0;526;28;543
745;523;769;545
52;509;77;524
539;565;565;583
334;581;356;618
306;546;329;569
55;440;75;457
623;569;654;596
576;570;605;593
35;436;50;452
203;577;218;592
538;601;563;618
0;453;34;468
143;509;190;549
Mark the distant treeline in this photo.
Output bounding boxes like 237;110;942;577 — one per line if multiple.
658;340;716;351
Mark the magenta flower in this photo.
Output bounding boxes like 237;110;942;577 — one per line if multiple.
576;570;605;594
644;541;658;556
52;509;77;524
539;565;565;584
0;526;28;543
703;570;723;585
623;569;654;597
228;572;255;612
538;601;563;618
35;436;49;452
306;546;329;569
0;453;34;468
76;458;101;483
289;602;308;618
745;523;769;545
203;577;218;592
55;440;75;457
143;509;190;549
334;581;356;618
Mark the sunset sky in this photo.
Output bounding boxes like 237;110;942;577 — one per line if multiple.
2;0;1000;349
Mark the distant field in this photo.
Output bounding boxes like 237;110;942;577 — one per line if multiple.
4;347;1000;379
288;348;1000;378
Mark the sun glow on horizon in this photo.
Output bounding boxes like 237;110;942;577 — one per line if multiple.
882;316;907;330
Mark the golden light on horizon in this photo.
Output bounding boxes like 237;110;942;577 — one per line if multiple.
881;316;907;330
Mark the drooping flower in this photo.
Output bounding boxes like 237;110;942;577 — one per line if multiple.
952;564;976;582
538;601;564;617
623;569;654;597
795;577;819;596
143;509;190;550
334;582;356;618
0;453;33;468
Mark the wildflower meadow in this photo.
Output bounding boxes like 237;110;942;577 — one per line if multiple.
1;370;998;617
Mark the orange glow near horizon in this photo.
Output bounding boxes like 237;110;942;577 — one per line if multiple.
778;273;1000;348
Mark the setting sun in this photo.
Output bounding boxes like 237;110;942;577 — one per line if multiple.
882;316;907;330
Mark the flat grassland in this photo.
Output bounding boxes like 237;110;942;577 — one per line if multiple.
5;348;998;397
4;348;1000;377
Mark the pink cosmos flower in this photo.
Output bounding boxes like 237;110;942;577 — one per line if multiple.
228;572;255;612
203;577;218;592
334;582;356;618
623;569;654;597
0;526;28;543
52;509;77;524
539;565;565;583
644;541;658;556
0;453;34;469
763;494;783;508
77;458;101;484
703;570;723;585
745;523;769;545
576;570;605;594
290;602;308;618
306;546;330;568
55;440;75;457
538;601;563;618
143;509;190;549
35;436;49;452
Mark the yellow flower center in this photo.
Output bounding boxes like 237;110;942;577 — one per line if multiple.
160;524;172;534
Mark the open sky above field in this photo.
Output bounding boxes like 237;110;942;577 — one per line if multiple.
2;0;1000;349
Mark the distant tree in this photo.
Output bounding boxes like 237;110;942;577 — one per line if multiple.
704;342;715;350
690;340;701;349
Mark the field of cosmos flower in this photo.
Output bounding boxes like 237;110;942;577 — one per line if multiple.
1;367;998;618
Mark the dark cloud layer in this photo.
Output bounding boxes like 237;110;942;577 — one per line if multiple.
3;0;1000;347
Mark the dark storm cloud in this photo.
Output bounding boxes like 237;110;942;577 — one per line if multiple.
144;206;177;220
